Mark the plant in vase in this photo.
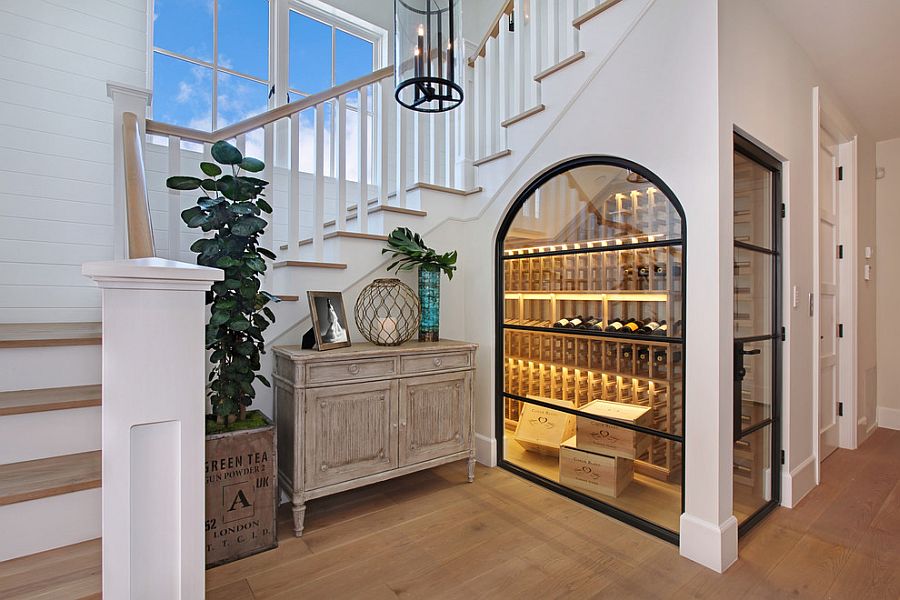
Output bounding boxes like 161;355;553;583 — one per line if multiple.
166;140;278;566
383;227;457;342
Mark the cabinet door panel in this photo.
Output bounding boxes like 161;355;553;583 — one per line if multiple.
305;380;398;489
400;371;472;466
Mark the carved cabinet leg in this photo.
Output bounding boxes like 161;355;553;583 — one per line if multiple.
467;454;476;483
292;502;307;537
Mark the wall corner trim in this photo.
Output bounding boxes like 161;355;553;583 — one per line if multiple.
780;454;817;508
877;407;900;431
679;513;738;573
474;433;497;467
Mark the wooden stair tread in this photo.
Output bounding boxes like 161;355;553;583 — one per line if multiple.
271;294;299;302
0;539;100;600
0;323;102;349
534;51;587;82
287;231;388;249
573;0;625;29
0;385;101;417
474;149;512;167
273;260;347;270
0;452;101;506
501;104;546;128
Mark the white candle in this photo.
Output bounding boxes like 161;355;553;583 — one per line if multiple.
377;317;398;344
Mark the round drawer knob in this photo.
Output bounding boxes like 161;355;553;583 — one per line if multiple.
433;357;443;367
320;464;328;471
378;450;384;458
320;401;327;409
410;444;417;451
348;364;360;374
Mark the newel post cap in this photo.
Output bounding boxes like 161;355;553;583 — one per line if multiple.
83;257;223;290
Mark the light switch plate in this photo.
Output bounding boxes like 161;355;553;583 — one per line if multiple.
792;285;799;308
865;264;871;281
865;246;872;259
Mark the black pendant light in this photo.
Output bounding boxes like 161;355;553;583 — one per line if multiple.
394;0;463;113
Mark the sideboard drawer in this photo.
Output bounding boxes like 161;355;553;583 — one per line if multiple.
401;351;471;374
307;357;397;385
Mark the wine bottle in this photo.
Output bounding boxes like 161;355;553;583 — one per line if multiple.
605;318;624;332
621;344;634;360
566;315;584;328
651;321;669;336
654;349;667;364
553;317;571;328
639;320;664;334
579;316;599;329
654;264;666;277
623;318;643;333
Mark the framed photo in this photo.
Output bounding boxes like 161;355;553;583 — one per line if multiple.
307;291;352;351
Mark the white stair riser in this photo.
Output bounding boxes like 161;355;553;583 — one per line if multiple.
0;407;100;464
0;346;100;392
0;488;100;562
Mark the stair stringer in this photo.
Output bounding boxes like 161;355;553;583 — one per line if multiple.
252;0;659;431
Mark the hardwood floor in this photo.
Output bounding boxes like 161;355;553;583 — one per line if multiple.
207;428;900;600
3;429;900;599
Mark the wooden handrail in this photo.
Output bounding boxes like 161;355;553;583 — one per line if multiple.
122;112;155;259
467;0;515;66
146;66;394;144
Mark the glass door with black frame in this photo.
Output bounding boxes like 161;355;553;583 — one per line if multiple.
733;136;782;531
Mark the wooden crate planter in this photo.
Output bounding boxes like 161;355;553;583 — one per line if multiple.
513;397;576;456
559;436;633;498
575;400;652;459
205;415;278;568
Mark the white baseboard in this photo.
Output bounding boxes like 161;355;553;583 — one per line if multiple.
474;433;497;467
679;513;738;573
781;454;816;508
877;407;900;431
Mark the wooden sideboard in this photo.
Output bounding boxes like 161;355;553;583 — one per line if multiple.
273;339;477;536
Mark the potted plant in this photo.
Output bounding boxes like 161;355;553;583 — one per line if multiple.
166;140;278;568
383;227;457;342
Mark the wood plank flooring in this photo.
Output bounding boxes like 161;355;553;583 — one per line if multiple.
3;429;900;599
0;451;101;506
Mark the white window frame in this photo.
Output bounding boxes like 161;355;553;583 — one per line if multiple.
148;0;274;130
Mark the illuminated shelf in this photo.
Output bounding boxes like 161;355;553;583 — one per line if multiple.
503;323;684;345
504;355;679;385
504;291;669;302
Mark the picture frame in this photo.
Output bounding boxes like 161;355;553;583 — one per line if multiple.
307;291;352;351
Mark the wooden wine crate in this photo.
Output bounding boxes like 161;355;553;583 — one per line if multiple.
513;397;576;456
559;436;633;498
575;400;652;459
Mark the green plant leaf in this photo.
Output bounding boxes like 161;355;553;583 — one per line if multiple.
258;247;276;259
167;176;202;190
200;162;222;177
240;157;265;172
256;198;273;214
255;374;271;387
181;206;203;226
230;317;251;331
230;203;256;215
224;279;241;290
211;140;243;165
231;215;267;237
200;179;218;192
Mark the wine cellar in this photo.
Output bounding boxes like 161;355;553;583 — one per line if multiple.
496;158;686;539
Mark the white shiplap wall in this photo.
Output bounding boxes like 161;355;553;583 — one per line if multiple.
0;0;147;323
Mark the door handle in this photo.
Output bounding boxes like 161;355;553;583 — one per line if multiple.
809;293;815;317
743;348;761;356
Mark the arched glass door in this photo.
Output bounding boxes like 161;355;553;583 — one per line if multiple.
495;157;686;542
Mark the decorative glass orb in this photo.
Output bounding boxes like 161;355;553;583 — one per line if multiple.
354;278;421;346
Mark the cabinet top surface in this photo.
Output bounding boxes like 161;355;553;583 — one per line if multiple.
274;339;478;362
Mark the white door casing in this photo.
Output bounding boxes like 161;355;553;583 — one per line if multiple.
818;126;840;462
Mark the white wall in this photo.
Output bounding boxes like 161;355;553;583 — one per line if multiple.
0;0;148;323
876;137;900;428
719;0;877;504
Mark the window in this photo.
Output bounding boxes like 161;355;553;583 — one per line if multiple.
151;0;382;178
152;0;270;131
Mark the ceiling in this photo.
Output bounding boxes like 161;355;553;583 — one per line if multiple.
761;0;900;141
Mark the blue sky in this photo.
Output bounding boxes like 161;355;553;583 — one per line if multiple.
153;0;373;132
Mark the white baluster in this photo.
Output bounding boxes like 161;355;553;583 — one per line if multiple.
379;78;390;207
414;110;427;185
444;103;456;189
565;0;578;55
357;85;369;234
473;57;484;160
288;112;301;260
528;0;543;107
497;18;510;125
261;123;275;258
396;103;408;208
547;0;559;67
337;93;348;231
314;103;325;260
513;0;526;116
429;112;440;185
235;133;246;156
485;35;497;155
167;135;181;261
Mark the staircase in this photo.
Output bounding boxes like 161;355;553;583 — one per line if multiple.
0;0;655;595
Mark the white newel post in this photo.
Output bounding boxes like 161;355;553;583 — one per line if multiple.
107;83;152;261
83;258;223;600
458;39;477;190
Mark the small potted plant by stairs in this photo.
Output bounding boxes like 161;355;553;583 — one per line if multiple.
167;141;278;568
